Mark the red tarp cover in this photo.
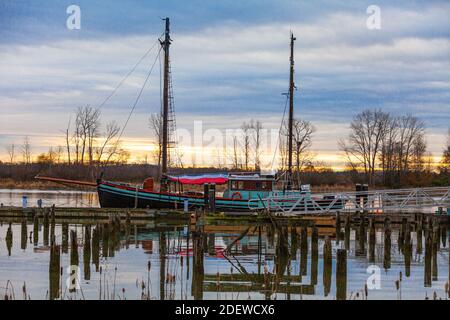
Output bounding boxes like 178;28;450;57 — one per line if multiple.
167;174;228;185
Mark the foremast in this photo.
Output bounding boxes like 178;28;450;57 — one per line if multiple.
160;18;171;191
287;32;296;190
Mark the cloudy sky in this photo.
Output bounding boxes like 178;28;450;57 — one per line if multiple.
1;0;449;169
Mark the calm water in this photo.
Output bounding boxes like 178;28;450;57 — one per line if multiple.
0;218;448;300
0;190;448;300
0;189;98;208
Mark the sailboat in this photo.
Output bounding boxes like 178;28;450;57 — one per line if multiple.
96;19;345;213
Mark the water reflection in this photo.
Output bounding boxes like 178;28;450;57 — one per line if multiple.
0;215;448;300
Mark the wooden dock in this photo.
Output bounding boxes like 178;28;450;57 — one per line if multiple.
0;206;447;227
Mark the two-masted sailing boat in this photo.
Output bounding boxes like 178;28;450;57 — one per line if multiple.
95;18;343;212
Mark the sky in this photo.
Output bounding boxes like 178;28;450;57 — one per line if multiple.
1;0;450;170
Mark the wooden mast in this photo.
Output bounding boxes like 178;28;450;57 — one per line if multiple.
160;18;171;191
287;32;296;190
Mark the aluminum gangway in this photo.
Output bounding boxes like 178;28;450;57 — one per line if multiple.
248;186;450;216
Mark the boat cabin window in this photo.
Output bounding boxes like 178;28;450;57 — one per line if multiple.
230;180;272;191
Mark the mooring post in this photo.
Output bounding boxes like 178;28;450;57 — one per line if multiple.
432;224;439;281
424;231;432;287
33;214;39;246
300;225;308;276
50;205;56;245
355;184;362;211
311;226;318;285
323;236;332;297
416;215;423;255
208;233;216;256
49;243;61;300
290;226;298;258
336;212;341;244
69;230;79;293
404;222;412;278
62;223;69;254
344;215;350;251
369;218;376;263
357;216;366;256
336;249;347;300
92;225;100;272
21;217;27;251
6;223;12;256
43;208;49;246
83;225;91;281
383;217;391;271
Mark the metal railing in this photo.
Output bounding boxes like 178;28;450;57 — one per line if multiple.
248;186;450;215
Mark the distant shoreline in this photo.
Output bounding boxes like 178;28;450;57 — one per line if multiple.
0;179;95;191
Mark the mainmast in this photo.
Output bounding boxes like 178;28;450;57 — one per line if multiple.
287;32;296;190
160;18;171;190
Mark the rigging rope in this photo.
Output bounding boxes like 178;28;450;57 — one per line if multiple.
95;34;163;110
270;93;289;171
103;46;163;166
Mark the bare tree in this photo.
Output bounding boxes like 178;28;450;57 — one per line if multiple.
21;136;32;164
396;114;425;176
251;119;263;171
279;118;315;172
149;113;163;168
439;128;450;173
379;116;399;186
339;109;390;186
65;118;72;164
231;135;240;169
73;106;101;165
5;143;15;164
96;121;121;163
241;122;251;170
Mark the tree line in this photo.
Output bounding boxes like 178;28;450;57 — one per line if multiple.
2;107;450;188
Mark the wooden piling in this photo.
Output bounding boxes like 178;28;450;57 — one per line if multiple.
404;222;412;278
92;225;100;272
61;223;69;254
432;225;438;281
357;217;366;256
290;226;298;259
323;236;332;297
21;217;27;250
33;214;39;246
108;221;116;258
424;231;432;287
83;225;91;281
369;218;376;263
160;232;167;300
49;244;61;300
344;215;350;250
208;233;216;256
383;218;391;271
311;226;318;285
43;209;49;246
416;215;423;255
50;205;56;245
192;227;205;300
336;249;347;300
70;230;79;267
6;223;13;256
441;225;447;248
300;225;308;276
102;223;109;258
336;212;341;244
